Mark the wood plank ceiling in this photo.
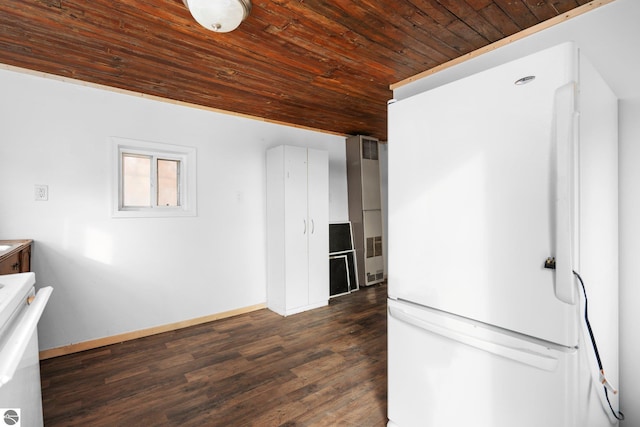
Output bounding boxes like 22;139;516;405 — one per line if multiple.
0;0;590;141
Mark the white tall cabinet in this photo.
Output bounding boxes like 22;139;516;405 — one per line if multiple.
266;145;329;316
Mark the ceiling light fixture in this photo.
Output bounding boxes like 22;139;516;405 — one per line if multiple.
182;0;251;33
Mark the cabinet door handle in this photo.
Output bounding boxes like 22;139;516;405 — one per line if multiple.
311;219;315;234
303;219;307;235
12;262;19;271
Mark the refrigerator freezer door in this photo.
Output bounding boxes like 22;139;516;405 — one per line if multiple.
388;43;579;347
387;299;578;427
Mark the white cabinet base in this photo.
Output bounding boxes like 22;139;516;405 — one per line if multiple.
269;300;327;317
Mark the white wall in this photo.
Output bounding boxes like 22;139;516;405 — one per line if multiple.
391;1;640;423
0;67;348;351
619;97;640;424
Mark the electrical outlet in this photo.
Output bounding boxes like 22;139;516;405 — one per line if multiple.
35;185;48;201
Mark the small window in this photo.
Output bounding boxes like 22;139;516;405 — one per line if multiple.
121;154;179;208
112;137;196;218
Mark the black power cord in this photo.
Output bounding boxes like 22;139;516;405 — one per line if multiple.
573;270;625;422
544;258;624;421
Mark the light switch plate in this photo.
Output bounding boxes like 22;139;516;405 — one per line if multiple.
35;184;48;201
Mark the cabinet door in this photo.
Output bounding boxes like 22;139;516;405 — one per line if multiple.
307;148;329;305
0;252;21;275
284;146;310;310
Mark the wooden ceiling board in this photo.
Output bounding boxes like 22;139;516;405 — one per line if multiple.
0;0;592;140
476;4;522;36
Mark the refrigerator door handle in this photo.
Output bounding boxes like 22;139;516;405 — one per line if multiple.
553;82;578;305
389;305;560;371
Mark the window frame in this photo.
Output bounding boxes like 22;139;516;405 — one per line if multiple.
111;137;197;218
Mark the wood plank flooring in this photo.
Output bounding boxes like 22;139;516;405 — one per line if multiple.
40;284;388;426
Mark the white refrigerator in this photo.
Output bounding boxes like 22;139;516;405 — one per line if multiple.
387;43;620;427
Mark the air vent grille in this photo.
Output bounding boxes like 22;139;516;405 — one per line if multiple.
362;139;378;160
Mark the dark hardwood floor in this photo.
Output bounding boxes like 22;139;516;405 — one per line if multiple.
40;284;388;426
